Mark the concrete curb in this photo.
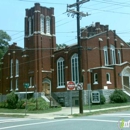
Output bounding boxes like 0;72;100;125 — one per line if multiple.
54;116;69;119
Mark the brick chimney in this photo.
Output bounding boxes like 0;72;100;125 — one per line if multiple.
95;22;101;33
13;42;17;46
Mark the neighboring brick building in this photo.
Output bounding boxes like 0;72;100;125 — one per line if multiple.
0;3;130;106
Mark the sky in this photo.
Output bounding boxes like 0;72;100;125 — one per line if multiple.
0;0;130;48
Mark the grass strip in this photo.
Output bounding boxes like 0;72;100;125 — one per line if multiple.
73;107;130;117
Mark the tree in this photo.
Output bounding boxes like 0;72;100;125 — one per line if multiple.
6;91;18;109
0;30;11;60
126;42;130;46
56;43;67;50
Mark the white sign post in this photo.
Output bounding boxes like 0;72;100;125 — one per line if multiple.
67;81;75;115
23;83;29;116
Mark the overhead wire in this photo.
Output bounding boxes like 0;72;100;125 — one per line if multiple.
2;0;130;45
1;44;130;71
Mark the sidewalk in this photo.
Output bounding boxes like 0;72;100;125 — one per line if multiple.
1;105;130;119
26;105;130;119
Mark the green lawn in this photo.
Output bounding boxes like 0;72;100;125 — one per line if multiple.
0;107;61;114
72;102;130;117
84;102;130;110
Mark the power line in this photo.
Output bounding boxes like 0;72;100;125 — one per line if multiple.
92;0;130;7
19;0;67;5
82;7;130;15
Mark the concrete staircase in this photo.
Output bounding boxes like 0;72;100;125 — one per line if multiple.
41;95;50;103
46;96;60;107
41;93;60;107
123;85;130;97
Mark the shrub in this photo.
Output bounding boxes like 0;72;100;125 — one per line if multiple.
0;101;8;108
6;91;18;109
100;94;106;104
16;100;25;109
27;103;36;111
110;89;128;103
37;97;49;110
27;97;49;111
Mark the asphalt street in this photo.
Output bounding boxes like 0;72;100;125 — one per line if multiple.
0;110;130;130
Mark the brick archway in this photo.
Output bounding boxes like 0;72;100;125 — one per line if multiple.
42;78;51;96
121;66;130;89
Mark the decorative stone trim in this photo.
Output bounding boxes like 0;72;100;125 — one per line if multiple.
65;66;68;69
51;55;55;57
34;10;41;13
51;69;54;71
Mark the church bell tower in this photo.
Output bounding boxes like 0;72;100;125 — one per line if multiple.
24;3;56;92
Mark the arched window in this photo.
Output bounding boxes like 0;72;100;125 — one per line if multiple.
71;53;79;84
94;73;98;84
28;17;31;35
110;45;116;64
10;79;13;91
46;16;50;34
10;59;13;77
15;79;18;90
32;16;34;33
29;77;34;87
16;59;19;76
103;46;109;65
40;14;44;34
57;57;65;88
103;45;116;65
118;50;121;64
106;73;111;84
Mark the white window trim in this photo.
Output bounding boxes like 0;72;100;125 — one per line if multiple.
93;73;98;84
57;85;65;89
10;59;13;77
103;46;109;66
16;59;19;76
32;15;34;33
106;73;112;84
110;45;116;65
118;50;121;64
40;14;44;34
57;57;65;88
15;79;19;90
29;77;33;87
28;17;31;36
106;81;112;84
71;53;79;84
10;80;13;91
46;16;50;34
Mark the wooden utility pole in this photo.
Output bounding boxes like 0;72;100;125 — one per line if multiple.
67;0;90;114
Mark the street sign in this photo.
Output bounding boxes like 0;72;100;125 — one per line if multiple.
23;83;30;88
67;81;75;90
91;91;100;103
76;83;83;90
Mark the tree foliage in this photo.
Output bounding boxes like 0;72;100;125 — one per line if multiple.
110;89;128;103
56;43;67;50
6;91;18;109
0;30;11;59
126;42;130;46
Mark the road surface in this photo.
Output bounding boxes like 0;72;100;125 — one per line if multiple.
0;110;130;130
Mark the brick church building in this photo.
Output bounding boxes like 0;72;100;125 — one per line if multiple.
0;3;130;106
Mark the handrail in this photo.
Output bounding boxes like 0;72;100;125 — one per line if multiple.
124;85;130;90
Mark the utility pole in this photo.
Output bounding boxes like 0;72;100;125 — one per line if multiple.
67;0;90;114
